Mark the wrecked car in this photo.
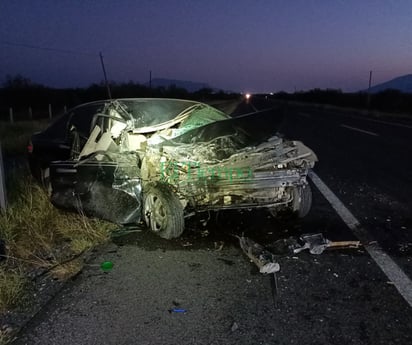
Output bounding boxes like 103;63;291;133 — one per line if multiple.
28;98;317;239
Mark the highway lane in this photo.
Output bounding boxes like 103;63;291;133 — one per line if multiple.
285;105;412;213
11;99;412;345
251;97;412;276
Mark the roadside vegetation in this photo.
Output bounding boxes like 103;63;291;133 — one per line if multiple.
0;120;115;316
0;74;239;123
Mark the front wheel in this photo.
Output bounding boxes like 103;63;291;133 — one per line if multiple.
292;184;312;218
143;183;184;239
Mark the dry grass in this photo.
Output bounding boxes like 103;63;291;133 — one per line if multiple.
0;178;60;258
0;120;116;345
0;269;25;311
1;174;113;263
0;331;12;345
0;173;115;312
48;258;83;281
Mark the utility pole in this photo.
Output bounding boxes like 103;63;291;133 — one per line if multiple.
367;70;372;109
99;52;112;99
149;70;152;89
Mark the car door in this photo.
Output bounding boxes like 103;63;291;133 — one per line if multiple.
48;103;103;206
50;102;142;224
51;155;141;224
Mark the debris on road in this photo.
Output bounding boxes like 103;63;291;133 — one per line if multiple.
214;241;224;251
297;233;331;255
269;233;361;255
231;322;239;332
327;240;361;249
200;229;210;237
168;308;187;313
269;237;302;255
110;225;143;238
236;236;280;274
100;261;114;271
235;234;360;305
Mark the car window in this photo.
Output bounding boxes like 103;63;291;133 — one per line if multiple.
68;103;105;138
42;112;71;140
119;99;198;127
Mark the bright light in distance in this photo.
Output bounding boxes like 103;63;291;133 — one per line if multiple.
245;93;251;100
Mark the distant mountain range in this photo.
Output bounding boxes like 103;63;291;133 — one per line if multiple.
366;74;412;93
145;78;212;92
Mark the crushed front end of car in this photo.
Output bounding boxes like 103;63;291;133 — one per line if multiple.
141;109;317;221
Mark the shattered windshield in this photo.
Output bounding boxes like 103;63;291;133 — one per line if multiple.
166;107;285;147
114;98;227;128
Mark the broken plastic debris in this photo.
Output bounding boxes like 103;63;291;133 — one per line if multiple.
231;322;239;332
111;225;143;238
214;241;224;251
269;237;301;255
169;308;187;313
201;229;210;237
237;236;280;274
270;234;361;256
260;262;280;274
297;233;331;254
100;261;114;271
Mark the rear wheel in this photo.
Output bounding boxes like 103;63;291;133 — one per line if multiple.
143;183;184;239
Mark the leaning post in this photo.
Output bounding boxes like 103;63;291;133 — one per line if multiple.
9;108;13;123
0;142;7;211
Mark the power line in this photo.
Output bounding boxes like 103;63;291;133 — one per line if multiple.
0;40;96;57
1;40;112;93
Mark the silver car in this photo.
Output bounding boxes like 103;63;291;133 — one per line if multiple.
29;98;317;239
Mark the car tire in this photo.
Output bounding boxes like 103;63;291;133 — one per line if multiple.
143;183;184;239
293;184;312;218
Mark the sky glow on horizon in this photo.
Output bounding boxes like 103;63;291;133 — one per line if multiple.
1;0;411;92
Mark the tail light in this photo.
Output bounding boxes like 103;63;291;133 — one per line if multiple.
27;141;33;153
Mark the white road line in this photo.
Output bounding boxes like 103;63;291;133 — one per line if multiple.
298;112;311;118
340;124;379;136
356;117;412;130
309;170;412;307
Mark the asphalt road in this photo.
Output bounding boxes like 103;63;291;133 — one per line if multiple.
264;98;412;275
12;99;412;345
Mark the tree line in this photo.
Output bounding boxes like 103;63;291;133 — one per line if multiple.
2;75;411;121
0;75;239;121
269;88;412;115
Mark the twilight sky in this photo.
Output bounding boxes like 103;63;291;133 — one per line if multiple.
1;0;411;92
